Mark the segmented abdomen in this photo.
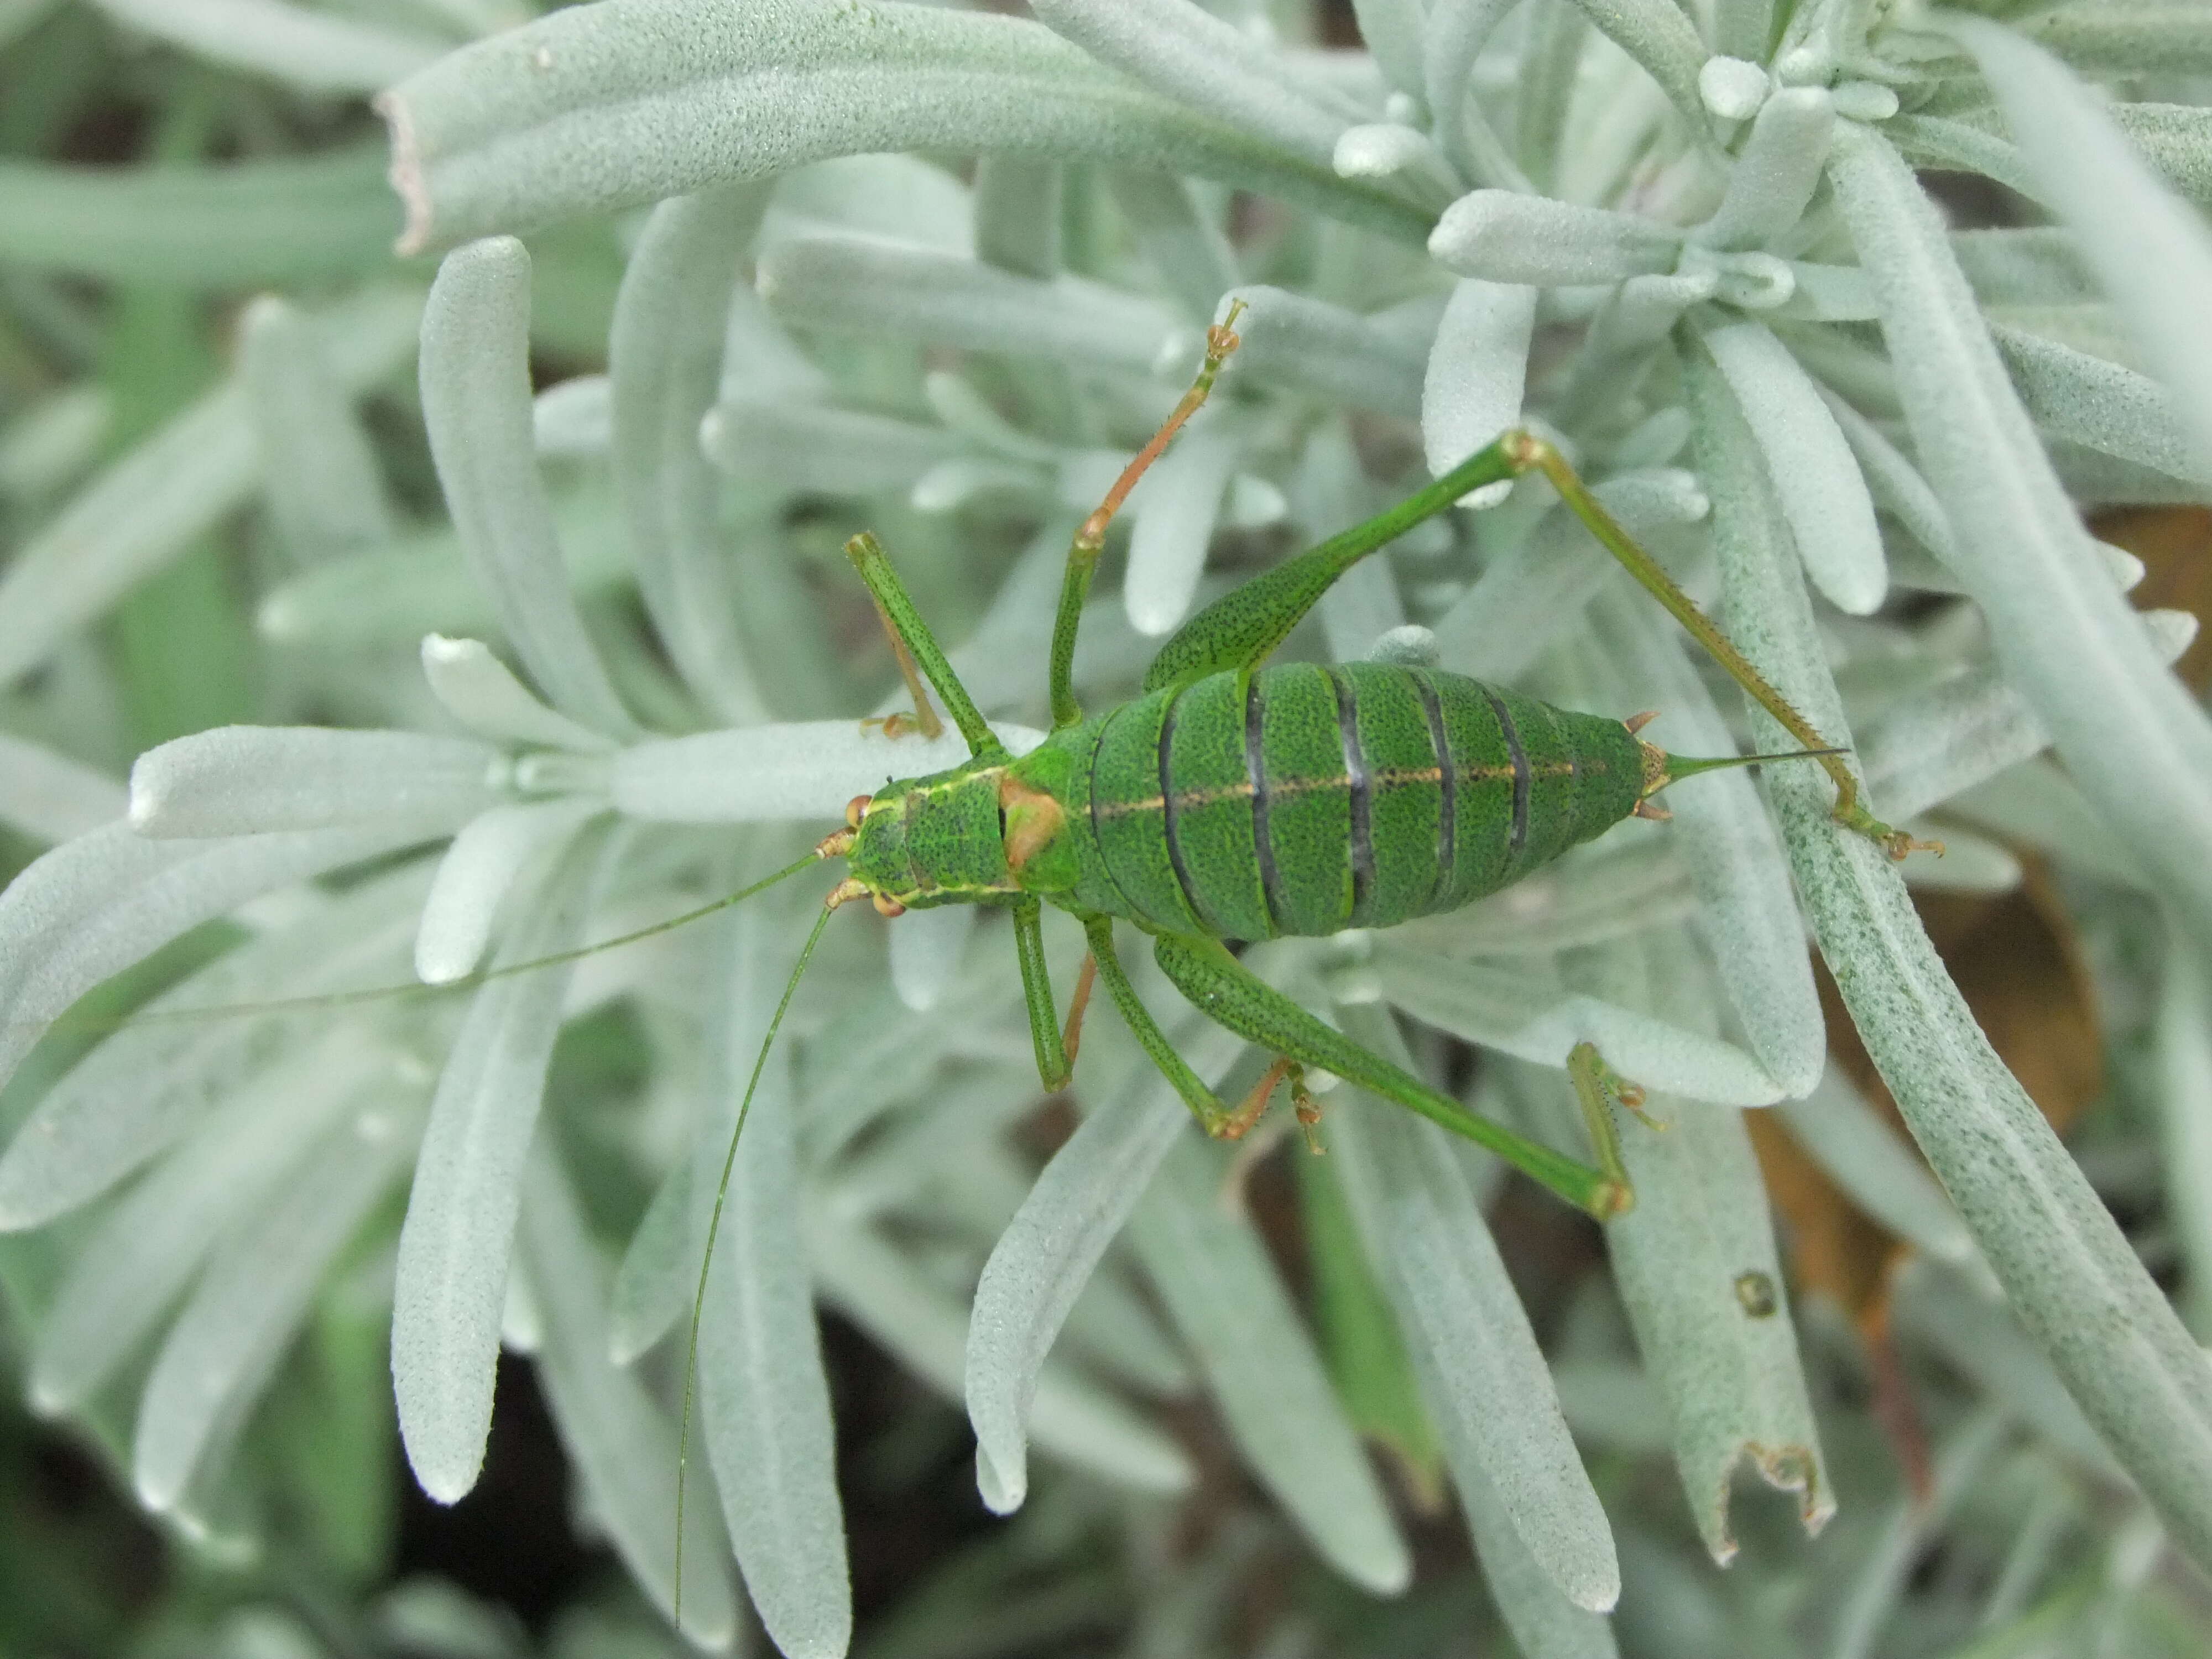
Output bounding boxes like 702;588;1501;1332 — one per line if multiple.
1083;662;1642;940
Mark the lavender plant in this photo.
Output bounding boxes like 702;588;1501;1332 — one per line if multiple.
4;0;2212;1653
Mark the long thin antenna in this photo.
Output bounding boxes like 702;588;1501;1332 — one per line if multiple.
20;849;830;1039
673;895;838;1623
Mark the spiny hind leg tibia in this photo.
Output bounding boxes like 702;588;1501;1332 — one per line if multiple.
1152;933;1631;1219
1501;431;1931;861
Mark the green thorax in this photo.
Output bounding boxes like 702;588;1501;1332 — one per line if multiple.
847;760;1018;909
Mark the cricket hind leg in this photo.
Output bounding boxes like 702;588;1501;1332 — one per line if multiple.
1135;419;1919;858
1223;1053;1325;1151
1045;301;1249;730
1506;434;1922;858
1151;933;1634;1220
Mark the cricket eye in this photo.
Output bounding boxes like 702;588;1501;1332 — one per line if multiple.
872;893;906;919
845;794;872;829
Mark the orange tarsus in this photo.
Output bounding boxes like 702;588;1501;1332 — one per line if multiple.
1223;1056;1295;1141
1074;299;1246;556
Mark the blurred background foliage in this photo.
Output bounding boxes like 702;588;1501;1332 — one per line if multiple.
4;1;2212;1657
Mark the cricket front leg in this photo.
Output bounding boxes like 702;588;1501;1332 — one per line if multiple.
844;531;1000;759
1047;302;1248;729
1013;898;1073;1091
1082;917;1244;1135
1153;933;1634;1220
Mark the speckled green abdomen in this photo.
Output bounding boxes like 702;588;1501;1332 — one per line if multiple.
1033;661;1644;941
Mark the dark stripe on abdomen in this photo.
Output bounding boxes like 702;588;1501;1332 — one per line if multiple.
1413;670;1456;908
1157;689;1213;932
1244;676;1284;933
1329;667;1375;926
1483;685;1530;859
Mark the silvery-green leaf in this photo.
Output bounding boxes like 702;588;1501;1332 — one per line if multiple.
1029;0;1355;166
1364;945;1780;1104
0;286;420;689
1830;125;2212;992
1989;321;2210;488
759;236;1181;374
416;801;603;985
1948;227;2094;307
533;375;611;458
134;1093;418;1511
88;0;443;93
1824;1408;2012;1659
1124;414;1240;637
1431;191;1683;286
0;382;108;502
1228;284;1428;418
1698;54;1768;119
807;1204;1193;1499
2112;101;2212;206
1423;0;1532;189
258;488;628;650
888;904;977;1014
1332;123;1461;208
1350;0;1428;103
611;185;774;725
0;863;427;1229
0;817;448;1095
1859;609;2197;820
1589;586;1822;1096
692;903;849;1659
967;1016;1241;1514
1131;1135;1411;1595
0;143;397;288
128;726;501;839
1945;758;2153;891
518;1147;736;1650
2158;933;2212;1337
700;399;960;495
1688;335;2212;1571
392;823;613;1504
1105;169;1241;325
420;635;616;755
420;238;637;737
1327;1004;1619;1613
1891;1261;2116;1477
1584;934;1831;1565
237;295;395;568
1430;469;1709;683
1882;113;2042;205
609;1144;695;1365
973;154;1063;281
377;0;1427;257
1954;17;2212;483
613;721;1045;824
30;1027;389;1415
1814;384;1957;568
1777;1070;1975;1267
1519;3;1593;189
1695;88;1835;251
0;733;122;844
1699;317;1886;615
1423;279;1537;510
1561;0;1709;125
2019;4;2212;76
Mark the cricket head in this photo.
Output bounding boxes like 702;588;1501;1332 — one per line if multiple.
818;758;1023;916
